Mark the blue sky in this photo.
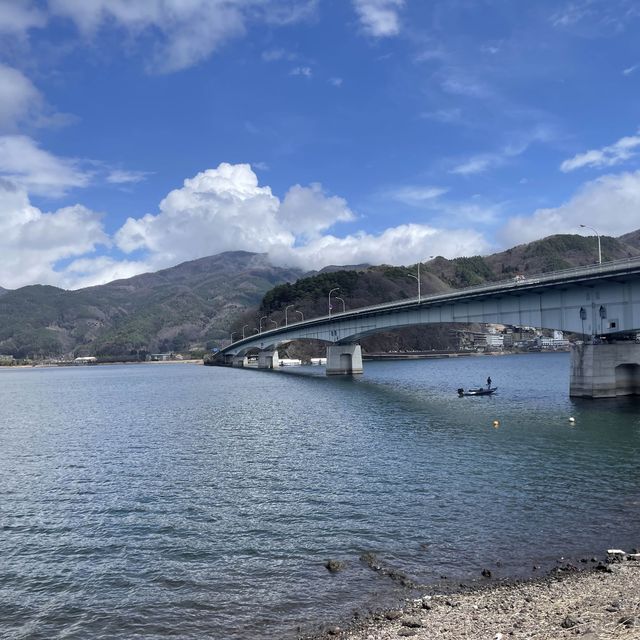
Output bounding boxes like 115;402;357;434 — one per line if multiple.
1;0;640;289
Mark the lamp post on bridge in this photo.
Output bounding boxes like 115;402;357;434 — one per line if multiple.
230;332;236;344
328;288;340;317
270;319;278;329
296;310;304;321
242;324;249;339
408;256;435;302
259;315;267;333
335;296;346;313
579;224;602;264
285;304;294;326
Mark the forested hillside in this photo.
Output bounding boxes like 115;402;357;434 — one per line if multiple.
2;232;639;360
229;233;640;356
0;252;303;358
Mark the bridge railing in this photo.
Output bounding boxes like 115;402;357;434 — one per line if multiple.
224;255;640;350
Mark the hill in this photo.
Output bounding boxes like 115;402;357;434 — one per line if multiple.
0;252;303;358
238;232;640;356
2;231;639;360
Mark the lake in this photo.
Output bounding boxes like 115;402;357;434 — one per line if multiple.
1;354;639;639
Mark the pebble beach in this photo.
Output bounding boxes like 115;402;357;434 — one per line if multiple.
314;556;640;640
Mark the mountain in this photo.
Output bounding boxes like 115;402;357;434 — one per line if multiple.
243;232;640;356
0;252;303;358
3;231;640;360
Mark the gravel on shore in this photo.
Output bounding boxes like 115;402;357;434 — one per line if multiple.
318;561;640;640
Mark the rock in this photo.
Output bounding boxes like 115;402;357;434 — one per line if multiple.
360;552;382;571
398;630;417;637
605;600;622;612
560;615;579;629
619;615;640;628
421;600;433;610
325;559;345;573
595;562;612;573
385;610;403;620
327;626;341;636
401;616;422;628
481;568;492;578
607;549;625;562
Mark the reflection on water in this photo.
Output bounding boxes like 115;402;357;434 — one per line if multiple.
1;354;639;639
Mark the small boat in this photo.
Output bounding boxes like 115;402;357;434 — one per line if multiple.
458;387;497;396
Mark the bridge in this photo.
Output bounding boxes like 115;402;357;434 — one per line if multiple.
212;257;640;398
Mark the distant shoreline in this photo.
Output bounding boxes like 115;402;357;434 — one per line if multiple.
0;359;203;370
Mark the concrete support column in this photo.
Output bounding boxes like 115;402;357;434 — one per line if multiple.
326;344;363;375
257;350;279;369
232;355;248;368
570;342;640;398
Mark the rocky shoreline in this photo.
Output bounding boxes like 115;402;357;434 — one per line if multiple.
307;552;640;640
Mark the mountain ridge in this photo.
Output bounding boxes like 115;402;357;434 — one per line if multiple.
2;233;639;359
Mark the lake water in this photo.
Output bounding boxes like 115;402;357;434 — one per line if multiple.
1;354;639;639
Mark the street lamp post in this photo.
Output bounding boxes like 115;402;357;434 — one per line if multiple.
296;310;304;321
579;224;602;264
242;324;249;339
285;304;294;326
335;296;346;313
259;315;267;333
407;263;421;302
270;319;278;328
328;288;340;317
230;332;236;343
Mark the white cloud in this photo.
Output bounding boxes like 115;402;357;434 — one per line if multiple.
560;132;640;172
290;66;312;77
500;170;640;246
115;163;294;263
451;127;554;176
329;77;343;87
623;64;638;76
0;163;490;289
0;0;45;35
0;178;108;288
0;63;42;131
48;0;316;73
451;155;498;176
0;135;91;197
107;169;151;184
353;0;404;37
115;162;488;275
288;224;488;269
387;185;448;206
278;183;355;237
56;256;151;290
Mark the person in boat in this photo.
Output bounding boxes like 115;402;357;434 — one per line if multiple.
487;376;492;388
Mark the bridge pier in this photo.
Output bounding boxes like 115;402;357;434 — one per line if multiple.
257;350;279;369
570;342;640;398
232;355;248;367
326;344;363;375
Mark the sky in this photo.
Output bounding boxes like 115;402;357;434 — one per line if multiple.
1;0;640;290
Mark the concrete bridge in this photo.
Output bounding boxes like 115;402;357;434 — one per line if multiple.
213;257;640;398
